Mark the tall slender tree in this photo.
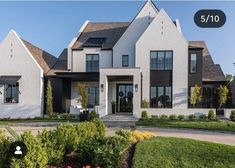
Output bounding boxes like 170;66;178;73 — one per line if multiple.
46;80;53;117
217;85;229;108
189;84;202;108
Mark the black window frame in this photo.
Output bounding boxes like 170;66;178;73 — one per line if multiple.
150;51;173;71
122;55;129;67
150;85;172;108
86;54;99;72
190;53;197;73
4;82;19;104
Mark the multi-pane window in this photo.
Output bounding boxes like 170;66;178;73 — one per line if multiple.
4;83;19;103
122;55;129;67
87;86;99;108
150;86;172;108
86;54;99;72
150;51;173;70
190;53;197;73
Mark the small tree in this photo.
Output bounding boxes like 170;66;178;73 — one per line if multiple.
77;83;88;110
46;80;53;117
189;84;202;108
217;85;229;108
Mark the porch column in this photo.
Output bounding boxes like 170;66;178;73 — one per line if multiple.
133;72;141;118
99;71;108;117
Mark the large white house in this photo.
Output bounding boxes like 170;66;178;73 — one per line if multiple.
48;0;232;118
0;1;233;119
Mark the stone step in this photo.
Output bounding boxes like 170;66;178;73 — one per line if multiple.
101;115;138;122
103;121;137;128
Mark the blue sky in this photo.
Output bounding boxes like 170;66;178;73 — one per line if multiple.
0;1;234;75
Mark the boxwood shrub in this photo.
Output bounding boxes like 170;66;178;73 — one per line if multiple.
169;114;178;121
188;114;196;121
230;110;235;121
178;115;185;121
208;110;216;120
160;115;168;120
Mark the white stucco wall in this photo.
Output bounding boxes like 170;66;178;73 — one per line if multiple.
99;68;141;117
138;108;216;118
72;48;112;72
136;9;188;110
0;30;43;118
113;1;158;68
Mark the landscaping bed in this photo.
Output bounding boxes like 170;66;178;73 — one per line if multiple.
136;119;235;132
132;137;235;168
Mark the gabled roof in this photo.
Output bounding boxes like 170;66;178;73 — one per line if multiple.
189;41;226;82
72;22;130;50
22;39;57;74
46;48;69;76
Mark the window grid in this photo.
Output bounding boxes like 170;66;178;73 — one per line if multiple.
4;83;19;103
150;51;173;70
122;55;129;67
190;53;197;73
86;54;99;72
150;86;172;108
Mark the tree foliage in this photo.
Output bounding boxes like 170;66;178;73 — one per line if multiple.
46;80;53;117
217;85;229;108
189;84;202;107
78;83;88;109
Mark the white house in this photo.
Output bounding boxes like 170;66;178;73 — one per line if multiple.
48;0;230;118
0;30;57;118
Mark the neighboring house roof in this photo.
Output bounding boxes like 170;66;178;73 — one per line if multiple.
189;41;226;82
46;48;69;76
22;39;57;74
72;22;130;50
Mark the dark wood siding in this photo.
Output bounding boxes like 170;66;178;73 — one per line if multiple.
150;71;172;86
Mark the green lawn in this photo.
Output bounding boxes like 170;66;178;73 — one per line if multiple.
136;119;235;132
132;137;235;168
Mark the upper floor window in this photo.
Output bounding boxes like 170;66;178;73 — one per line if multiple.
122;55;129;67
4;83;19;103
150;51;173;70
190;53;197;73
86;54;99;72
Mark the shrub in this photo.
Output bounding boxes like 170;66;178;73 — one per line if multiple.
77;135;131;168
178;115;185;121
160;115;168;120
188;114;196;121
169;114;178;121
10;132;48;168
230;110;235;121
130;131;154;143
208;110;216;120
92;119;105;137
141;111;148;119
151;115;158;119
0;130;11;167
199;114;207;120
115;129;131;141
90;111;98;120
141;99;149;108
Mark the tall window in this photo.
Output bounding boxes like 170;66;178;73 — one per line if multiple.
4;83;19;103
190;53;197;73
86;54;99;72
150;51;173;70
150;86;172;108
87;86;99;108
122;55;129;67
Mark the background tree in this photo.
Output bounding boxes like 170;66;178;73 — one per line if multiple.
189;84;202;108
77;83;88;110
46;80;53;117
225;74;233;82
217;85;229;108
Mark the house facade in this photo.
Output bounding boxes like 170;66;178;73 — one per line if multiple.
0;30;57;118
0;1;233;119
47;1;231;118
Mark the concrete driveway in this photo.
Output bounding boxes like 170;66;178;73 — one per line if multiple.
1;122;235;146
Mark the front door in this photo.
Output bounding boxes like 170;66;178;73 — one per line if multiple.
117;84;133;113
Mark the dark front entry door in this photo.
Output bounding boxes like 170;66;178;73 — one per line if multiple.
117;84;133;113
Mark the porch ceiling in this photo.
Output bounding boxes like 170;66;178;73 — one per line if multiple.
107;75;133;81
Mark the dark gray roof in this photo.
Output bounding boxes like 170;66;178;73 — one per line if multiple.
46;48;69;76
22;39;57;74
189;41;226;82
72;22;130;50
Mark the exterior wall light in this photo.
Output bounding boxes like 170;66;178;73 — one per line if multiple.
100;84;104;92
135;84;138;92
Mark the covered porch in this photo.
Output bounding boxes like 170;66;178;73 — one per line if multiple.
98;68;141;118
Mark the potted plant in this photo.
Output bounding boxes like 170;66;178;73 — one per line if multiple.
77;83;90;121
111;101;116;114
